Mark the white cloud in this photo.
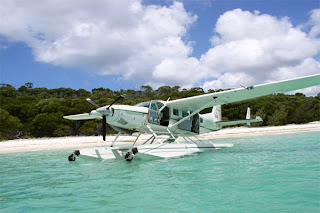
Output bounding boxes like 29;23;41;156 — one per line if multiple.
211;9;292;44
203;58;320;96
270;58;320;80
0;0;197;76
150;8;319;92
0;2;319;95
308;9;320;38
273;58;320;96
150;56;203;88
203;72;256;90
200;9;320;95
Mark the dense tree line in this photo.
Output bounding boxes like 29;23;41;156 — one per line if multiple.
0;82;319;141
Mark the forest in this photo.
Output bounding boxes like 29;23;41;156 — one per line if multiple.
0;82;319;141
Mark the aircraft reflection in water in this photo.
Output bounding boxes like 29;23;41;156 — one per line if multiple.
64;74;320;162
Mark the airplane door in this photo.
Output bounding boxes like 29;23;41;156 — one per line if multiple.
177;111;199;133
178;111;192;131
148;101;163;125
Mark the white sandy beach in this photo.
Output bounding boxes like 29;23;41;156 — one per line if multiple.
1;122;319;154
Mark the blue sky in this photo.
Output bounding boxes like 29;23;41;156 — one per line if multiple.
0;0;319;94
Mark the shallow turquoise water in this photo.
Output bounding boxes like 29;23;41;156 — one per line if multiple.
1;132;319;213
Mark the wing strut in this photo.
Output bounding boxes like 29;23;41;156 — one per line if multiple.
110;132;121;147
146;124;163;144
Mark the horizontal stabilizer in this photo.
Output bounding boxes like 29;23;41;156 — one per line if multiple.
216;116;262;127
63;113;101;120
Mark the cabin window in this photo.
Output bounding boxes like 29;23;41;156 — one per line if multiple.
173;109;179;116
182;111;189;117
200;117;203;123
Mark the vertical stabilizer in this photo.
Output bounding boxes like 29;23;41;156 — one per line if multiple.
212;105;222;122
246;107;251;126
246;107;251;119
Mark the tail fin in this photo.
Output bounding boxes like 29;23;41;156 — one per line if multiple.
212;105;222;122
246;107;250;119
246;107;251;126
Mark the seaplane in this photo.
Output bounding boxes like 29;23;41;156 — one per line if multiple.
64;74;320;162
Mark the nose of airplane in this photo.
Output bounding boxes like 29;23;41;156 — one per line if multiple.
96;106;112;116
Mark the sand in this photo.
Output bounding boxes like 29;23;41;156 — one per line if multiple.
1;122;319;154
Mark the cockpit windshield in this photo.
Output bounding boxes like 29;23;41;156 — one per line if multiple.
135;101;165;109
135;101;150;108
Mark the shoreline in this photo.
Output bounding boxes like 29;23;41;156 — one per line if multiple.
1;122;319;154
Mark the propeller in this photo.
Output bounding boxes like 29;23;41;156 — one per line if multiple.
107;94;126;109
86;98;100;108
86;94;126;141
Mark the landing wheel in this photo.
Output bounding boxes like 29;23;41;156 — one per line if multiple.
74;150;80;156
124;152;133;162
68;153;76;161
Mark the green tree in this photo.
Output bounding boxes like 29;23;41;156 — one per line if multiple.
78;120;100;136
141;85;153;92
252;107;267;126
54;124;72;137
0;84;17;97
267;106;288;126
30;113;65;137
0;108;23;140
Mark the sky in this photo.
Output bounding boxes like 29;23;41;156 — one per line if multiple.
0;0;319;95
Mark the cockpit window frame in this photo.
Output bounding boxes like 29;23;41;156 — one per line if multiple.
135;101;151;108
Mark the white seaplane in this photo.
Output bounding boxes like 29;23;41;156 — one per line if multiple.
64;74;320;161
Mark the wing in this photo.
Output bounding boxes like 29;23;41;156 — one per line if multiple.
166;74;320;112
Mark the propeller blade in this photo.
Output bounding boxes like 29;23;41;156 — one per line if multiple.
107;94;126;109
102;115;106;141
87;95;125;141
86;98;100;108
